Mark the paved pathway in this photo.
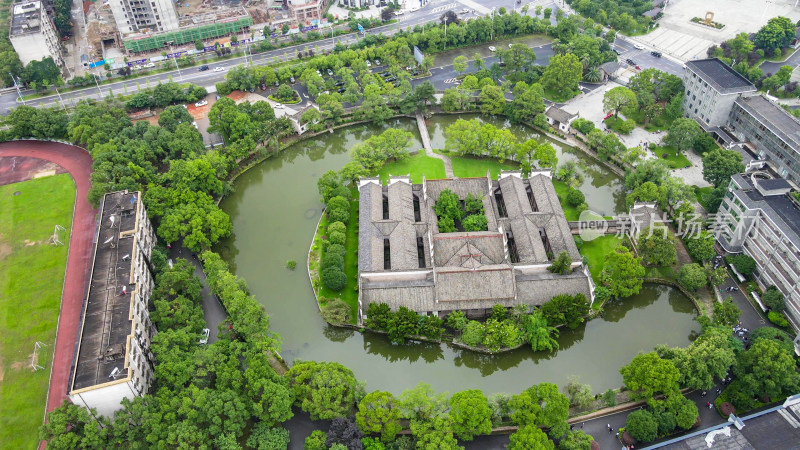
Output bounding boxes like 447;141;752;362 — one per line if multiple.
0;141;97;422
416;111;454;177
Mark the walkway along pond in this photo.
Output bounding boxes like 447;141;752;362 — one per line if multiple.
215;117;700;395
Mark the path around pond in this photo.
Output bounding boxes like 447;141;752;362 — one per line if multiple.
416;111;453;177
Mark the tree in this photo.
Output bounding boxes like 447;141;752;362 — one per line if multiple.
734;338;800;400
750;326;796;354
727;254;756;276
658;327;736;390
508;83;545;123
501;44;537;74
396;382;448;429
508;425;554;450
563;376;594;408
625;410;658;443
356;391;402;442
541;294;589;329
305;431;328;450
678;263;707;291
275;84;296;102
619;352;680;400
638;227;677;266
246;425;290;450
597;133;625;161
685;230;716;262
702;147;745;187
40;400;109;449
478;84;506;115
547;251;573;275
326;417;363;449
522;310;559;352
449;390;492;441
559;430;594;450
599;247;645;298
441;87;470;112
603;86;637;118
754;16;796;50
540;53;583;97
626;181;660;207
287;361;362;420
462;214;488;231
624;159;669;190
763;286;786;312
712;298;741;327
22;57;61;87
664;118;701;153
509;383;569;438
453;55;468;74
158;104;195;132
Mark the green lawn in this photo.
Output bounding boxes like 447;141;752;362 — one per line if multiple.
0;174;75;449
651;145;692;169
645;265;676;281
619;108;670;132
553;180;580;221
693;185;716;211
376;152;446;183
447;154;519;178
543;87;579;103
603;116;633;135
576;234;624;283
315;189;360;322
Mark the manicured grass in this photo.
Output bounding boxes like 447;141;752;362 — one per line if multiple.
693;185;716;211
447;154;519;178
651;145;692;169
603;116;633;135
0;174;75;450
645;265;676;281
543;87;579;103
576;234;624;283
553;180;580;221
315;188;359;323
621;108;670;132
376;152;446;183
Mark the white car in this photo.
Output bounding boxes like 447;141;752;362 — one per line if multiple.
213;66;225;72
633;43;644;50
508;44;513;49
488;46;496;52
192;122;198;129
195;100;208;107
460;8;469;14
366;60;372;67
199;328;210;344
409;6;419;12
143;62;155;68
274;103;285;109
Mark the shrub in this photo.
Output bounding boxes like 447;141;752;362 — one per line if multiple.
491;304;508;321
328;206;350;225
618;119;636;134
418;315;444;339
321;253;344;271
566;189;585;207
328;221;347;236
305;431;328;450
438;215;456;233
365;302;392;330
464;192;484;215
541;293;589;329
446;310;468;331
594;286;611;304
328;231;346;246
768;311;789;327
461;320;484;346
326;243;346;259
286;260;297;270
322;298;352;324
572;118;595;134
762;286;785;312
601;389;617;407
547;251;573;275
462;213;488;231
246;425;290;450
625;410;658;443
321;267;347;291
387;306;420;343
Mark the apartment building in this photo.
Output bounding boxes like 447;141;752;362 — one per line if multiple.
683;58;756;127
728;94;800;186
717;174;800;331
109;0;179;35
288;0;325;26
68;191;157;417
8;1;63;66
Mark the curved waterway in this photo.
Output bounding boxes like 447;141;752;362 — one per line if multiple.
216;117;699;395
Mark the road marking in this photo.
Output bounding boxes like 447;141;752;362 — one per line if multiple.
457;0;489;14
444;78;460;84
432;3;456;13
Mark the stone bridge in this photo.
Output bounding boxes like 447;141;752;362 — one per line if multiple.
567;220;625;236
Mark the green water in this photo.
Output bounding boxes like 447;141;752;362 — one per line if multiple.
216;117;699;395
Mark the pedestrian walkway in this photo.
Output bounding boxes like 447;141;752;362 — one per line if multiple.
415;111;454;177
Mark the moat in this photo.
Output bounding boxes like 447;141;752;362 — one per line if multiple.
216;116;700;395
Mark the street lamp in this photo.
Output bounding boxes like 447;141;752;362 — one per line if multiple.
490;7;495;41
169;43;183;81
8;72;25;105
444;16;448;50
92;72;103;100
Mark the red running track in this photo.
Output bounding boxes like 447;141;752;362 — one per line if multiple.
0;141;96;420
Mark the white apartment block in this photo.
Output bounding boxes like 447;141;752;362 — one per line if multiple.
109;0;179;35
717;174;800;331
69;191;157;418
9;1;63;66
683;58;756;128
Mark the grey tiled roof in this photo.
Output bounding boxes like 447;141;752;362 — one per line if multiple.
686;59;756;94
545;105;577;124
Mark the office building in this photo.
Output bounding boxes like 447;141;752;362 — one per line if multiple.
683;58;756;127
8;1;63;66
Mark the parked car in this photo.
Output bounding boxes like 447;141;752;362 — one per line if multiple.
274;104;285;109
366;60;372;67
460;8;469;14
337;87;346;93
612;49;621;55
195;100;208;107
488;46;497;52
651;51;662;57
386;76;397;82
261;84;267;90
213;66;225;72
374;59;381;66
290;76;295;83
199;65;209;71
626;58;636;65
316;69;322;76
327;68;333;75
192;122;198;129
199;328;210;344
635;65;641;70
144;62;155;68
335;80;345;86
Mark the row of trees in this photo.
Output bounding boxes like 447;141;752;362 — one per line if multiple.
125;82;208;110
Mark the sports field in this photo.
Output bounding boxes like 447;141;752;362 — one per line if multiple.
0;174;75;449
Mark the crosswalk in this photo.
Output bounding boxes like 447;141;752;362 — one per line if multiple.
432;3;457;13
444;78;460;84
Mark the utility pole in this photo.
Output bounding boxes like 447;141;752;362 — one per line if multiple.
169;44;183;81
490;8;495;41
444;16;448;50
53;83;67;113
92;72;103;100
9;73;25;105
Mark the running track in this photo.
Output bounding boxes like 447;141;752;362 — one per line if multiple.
0;141;96;422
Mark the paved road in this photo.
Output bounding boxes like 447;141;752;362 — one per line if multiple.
614;38;685;77
760;48;800;76
0;141;97;419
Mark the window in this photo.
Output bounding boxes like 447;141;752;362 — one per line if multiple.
412;194;421;222
506;231;520;263
494;188;508;218
539;228;553;259
383;239;391;270
525;185;538;212
417;237;425;268
382;194;389;220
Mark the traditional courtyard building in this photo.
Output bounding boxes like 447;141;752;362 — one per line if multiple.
68;191;157;417
356;170;594;323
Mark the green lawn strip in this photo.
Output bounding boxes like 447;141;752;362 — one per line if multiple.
603;116;631;135
447;154;519;178
576;234;624;283
317;189;359;323
0;174;75;450
376;152;446;183
693;186;716;211
618;109;670;132
552;180;579;221
645;265;676;281
651;145;691;169
543;87;579;103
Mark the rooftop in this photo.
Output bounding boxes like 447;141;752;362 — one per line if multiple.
70;191;141;392
734;95;800;153
686;59;756;94
10;1;44;36
546;105;577;124
731;173;800;249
